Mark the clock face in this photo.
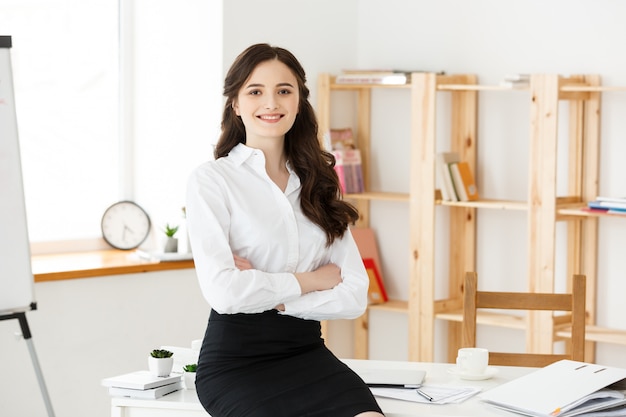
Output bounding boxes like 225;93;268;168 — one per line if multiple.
101;201;151;250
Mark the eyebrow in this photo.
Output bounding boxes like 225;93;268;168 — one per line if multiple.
245;82;295;89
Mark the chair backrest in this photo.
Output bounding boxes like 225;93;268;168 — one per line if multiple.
461;271;586;367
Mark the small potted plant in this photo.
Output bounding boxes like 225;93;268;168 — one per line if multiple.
182;363;197;390
148;349;174;377
163;223;179;253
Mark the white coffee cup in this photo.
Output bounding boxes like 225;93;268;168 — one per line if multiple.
456;347;489;375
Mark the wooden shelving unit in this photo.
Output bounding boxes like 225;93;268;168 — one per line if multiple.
317;72;626;363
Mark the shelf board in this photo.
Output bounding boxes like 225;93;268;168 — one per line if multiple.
329;82;410;90
368;299;408;313
439;199;527;211
436;310;527;330
557;325;626;346
345;191;409;202
560;85;626;92
558;205;626;219
438;84;528;92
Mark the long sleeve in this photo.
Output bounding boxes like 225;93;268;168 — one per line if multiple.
281;229;369;321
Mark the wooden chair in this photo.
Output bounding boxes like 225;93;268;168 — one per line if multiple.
461;271;586;367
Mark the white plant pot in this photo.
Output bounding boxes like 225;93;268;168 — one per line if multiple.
148;356;174;377
183;371;196;390
164;237;178;253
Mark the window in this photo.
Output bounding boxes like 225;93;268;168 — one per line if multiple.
2;0;222;253
1;0;119;243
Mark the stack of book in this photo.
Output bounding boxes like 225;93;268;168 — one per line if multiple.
586;196;626;215
335;70;410;85
436;152;479;202
102;370;183;399
329;128;364;194
500;73;530;89
335;69;445;85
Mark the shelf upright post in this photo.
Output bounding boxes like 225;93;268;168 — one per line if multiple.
446;75;478;361
409;72;439;361
563;74;601;362
527;74;561;354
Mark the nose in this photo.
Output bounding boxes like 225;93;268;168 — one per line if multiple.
264;95;279;110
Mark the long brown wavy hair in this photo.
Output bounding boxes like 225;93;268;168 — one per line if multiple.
214;43;358;245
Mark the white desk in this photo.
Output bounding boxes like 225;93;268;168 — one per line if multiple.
110;359;535;417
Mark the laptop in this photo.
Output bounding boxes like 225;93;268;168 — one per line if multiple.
343;359;426;387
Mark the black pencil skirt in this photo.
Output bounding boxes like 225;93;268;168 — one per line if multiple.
195;309;383;417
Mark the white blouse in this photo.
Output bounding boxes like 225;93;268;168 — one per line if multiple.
185;143;369;321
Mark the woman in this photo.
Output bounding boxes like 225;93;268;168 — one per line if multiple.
186;43;384;417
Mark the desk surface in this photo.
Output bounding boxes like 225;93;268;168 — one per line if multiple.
110;359;535;417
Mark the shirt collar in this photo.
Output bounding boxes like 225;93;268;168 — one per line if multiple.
228;143;301;194
228;143;257;166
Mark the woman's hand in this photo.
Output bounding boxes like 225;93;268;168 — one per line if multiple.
232;255;341;309
233;254;253;270
295;263;342;295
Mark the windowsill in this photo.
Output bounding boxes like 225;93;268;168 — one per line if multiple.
31;249;195;283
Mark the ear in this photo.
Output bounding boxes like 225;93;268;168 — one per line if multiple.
232;101;240;116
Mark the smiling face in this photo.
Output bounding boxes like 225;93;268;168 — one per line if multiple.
232;59;300;147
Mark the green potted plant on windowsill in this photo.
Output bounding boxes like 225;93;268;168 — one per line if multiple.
183;363;197;390
148;349;174;377
162;224;179;253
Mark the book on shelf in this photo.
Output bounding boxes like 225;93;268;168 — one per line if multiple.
335;72;409;85
608;208;626;215
596;196;626;204
136;250;193;262
363;258;388;304
449;161;479;201
329;127;355;149
102;370;182;390
589;197;626;210
351;227;388;304
503;73;530;82
332;148;364;194
480;360;626;417
108;380;183;399
500;73;530;89
435;152;460;201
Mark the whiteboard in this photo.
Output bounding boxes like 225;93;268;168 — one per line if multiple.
0;36;36;314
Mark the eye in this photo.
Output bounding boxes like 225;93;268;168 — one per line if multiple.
278;88;292;95
248;89;262;96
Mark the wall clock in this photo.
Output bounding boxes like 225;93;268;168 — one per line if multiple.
101;201;151;250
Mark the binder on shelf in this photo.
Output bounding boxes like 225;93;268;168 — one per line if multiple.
351;227;388;304
363;258;388;304
449;161;479;201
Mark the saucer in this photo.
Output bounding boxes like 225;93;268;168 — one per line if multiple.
447;366;499;380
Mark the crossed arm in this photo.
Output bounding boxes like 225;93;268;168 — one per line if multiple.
232;254;343;311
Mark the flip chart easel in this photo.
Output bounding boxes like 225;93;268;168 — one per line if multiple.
0;306;55;417
0;35;55;417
